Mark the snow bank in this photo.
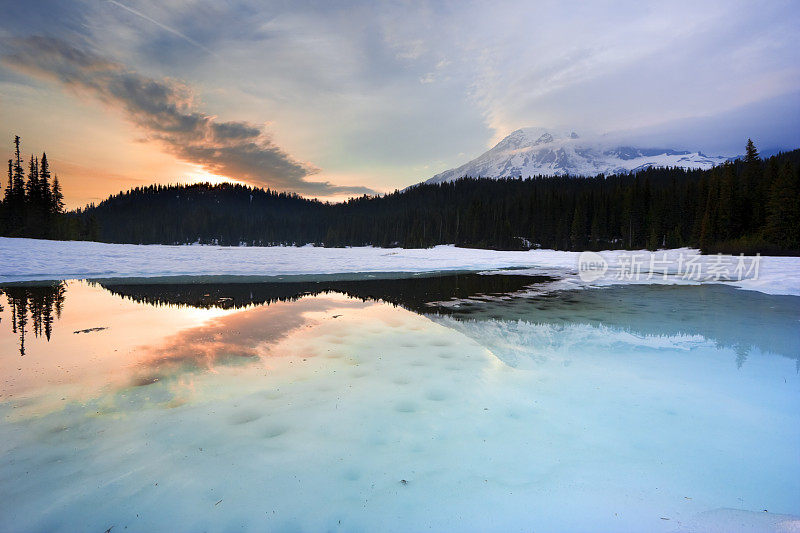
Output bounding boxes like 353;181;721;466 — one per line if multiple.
1;237;798;296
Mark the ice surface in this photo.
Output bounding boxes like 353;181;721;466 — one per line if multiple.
2;238;798;296
1;281;798;532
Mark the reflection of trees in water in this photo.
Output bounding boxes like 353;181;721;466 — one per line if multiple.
6;277;796;370
96;279;800;369
96;274;551;314
734;344;751;370
1;282;66;356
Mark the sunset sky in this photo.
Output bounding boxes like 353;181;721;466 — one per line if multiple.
1;0;799;208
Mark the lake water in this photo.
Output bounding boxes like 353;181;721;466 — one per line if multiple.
1;275;799;532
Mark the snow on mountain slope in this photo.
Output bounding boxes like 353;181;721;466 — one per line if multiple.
425;128;729;184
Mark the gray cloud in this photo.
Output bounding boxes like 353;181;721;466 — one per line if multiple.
2;36;374;196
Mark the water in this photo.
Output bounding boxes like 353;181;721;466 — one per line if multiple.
1;276;798;532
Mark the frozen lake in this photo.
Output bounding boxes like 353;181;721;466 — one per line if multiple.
1;274;798;532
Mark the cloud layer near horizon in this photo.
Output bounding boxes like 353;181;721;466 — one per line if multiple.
2;36;374;196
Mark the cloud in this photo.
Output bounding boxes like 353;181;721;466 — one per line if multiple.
106;0;218;57
419;72;436;84
2;36;374;196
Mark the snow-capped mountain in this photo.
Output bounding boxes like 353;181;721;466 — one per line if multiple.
424;128;729;184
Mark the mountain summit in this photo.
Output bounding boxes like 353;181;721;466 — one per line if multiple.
424;128;728;184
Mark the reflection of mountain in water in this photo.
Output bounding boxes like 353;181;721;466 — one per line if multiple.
96;273;551;314
4;277;797;369
445;284;800;369
0;282;67;355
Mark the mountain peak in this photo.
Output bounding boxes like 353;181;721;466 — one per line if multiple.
424;128;728;184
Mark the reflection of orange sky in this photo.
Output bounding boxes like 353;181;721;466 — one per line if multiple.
132;295;369;387
0;281;233;400
0;282;369;410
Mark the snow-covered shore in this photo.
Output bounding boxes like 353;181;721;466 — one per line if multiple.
1;237;799;296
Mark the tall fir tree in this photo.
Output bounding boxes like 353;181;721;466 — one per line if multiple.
51;175;64;215
1;138;69;239
39;152;52;208
745;139;760;163
25;155;39;202
5;136;27;234
4;159;11;204
11;136;25;200
25;154;43;236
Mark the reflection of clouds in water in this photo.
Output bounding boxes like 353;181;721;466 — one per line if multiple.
131;296;370;387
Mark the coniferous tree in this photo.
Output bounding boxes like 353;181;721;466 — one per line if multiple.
570;198;588;250
71;142;797;254
25;155;44;236
765;161;800;248
11;136;25;201
39;153;52;209
739;138;761;229
4;159;11;200
745;139;759;163
4;136;27;235
26;155;39;202
50;175;64;215
1;138;69;239
3;135;799;253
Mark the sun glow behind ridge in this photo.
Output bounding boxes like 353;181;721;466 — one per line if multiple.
181;165;248;187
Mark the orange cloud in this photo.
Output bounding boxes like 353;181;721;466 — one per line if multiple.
3;36;375;196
